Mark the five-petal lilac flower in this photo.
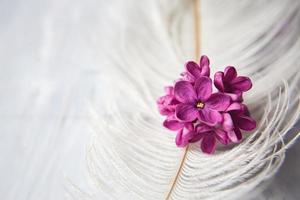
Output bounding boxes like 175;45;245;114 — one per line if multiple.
214;66;252;101
157;86;179;116
191;123;229;154
174;77;230;126
181;55;210;82
163;116;195;147
225;103;256;143
157;55;256;154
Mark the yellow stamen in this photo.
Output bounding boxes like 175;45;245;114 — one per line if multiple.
196;102;205;109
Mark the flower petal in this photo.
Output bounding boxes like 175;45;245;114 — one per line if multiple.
181;72;195;82
240;104;250;116
200;55;210;76
190;124;211;143
175;128;194;147
164;86;174;95
224;66;237;81
196;123;212;133
175;103;199;122
226;102;242;111
231;76;252;92
224;92;241;102
184;123;194;131
174;81;197;103
157;95;174;116
214;72;225;92
194;76;212;101
201;135;216;154
163;119;184;131
215;129;229;145
237;115;256;131
206;93;230;111
228;128;242;143
198;109;222;126
189;133;203;143
222;113;234;131
185;61;202;78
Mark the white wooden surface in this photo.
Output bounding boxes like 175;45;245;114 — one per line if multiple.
0;0;299;199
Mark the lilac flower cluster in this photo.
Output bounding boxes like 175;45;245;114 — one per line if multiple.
157;55;256;154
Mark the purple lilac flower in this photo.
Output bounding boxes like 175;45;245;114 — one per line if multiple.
214;66;252;101
181;55;210;82
157;55;256;154
174;77;230;126
190;123;230;154
163;116;195;147
225;103;256;142
157;86;179;116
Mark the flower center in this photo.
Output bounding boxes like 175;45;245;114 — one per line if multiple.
196;101;205;109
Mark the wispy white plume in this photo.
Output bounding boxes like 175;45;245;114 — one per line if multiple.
68;0;300;199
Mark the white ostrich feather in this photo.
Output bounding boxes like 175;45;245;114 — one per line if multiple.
68;0;300;199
